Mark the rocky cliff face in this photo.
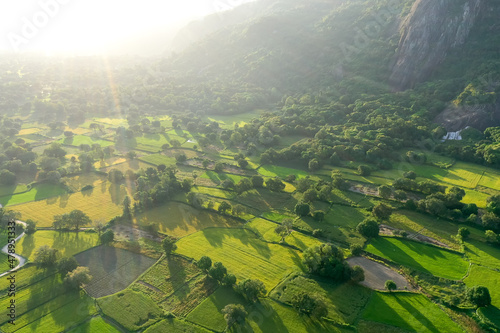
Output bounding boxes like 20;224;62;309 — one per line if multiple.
390;0;483;90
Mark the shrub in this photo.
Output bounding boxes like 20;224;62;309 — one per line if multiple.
467;286;491;308
385;280;397;292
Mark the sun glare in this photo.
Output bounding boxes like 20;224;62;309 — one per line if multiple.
1;0;232;55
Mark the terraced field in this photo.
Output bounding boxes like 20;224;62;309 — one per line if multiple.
365;237;468;280
0;183;67;207
176;228;304;290
362;293;463;333
16;230;98;261
14;181;132;227
135;202;242;238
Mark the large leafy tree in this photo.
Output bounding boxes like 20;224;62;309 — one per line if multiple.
356;218;380;238
222;304;247;328
162;235;177;255
236;279;267;302
467;286;491;308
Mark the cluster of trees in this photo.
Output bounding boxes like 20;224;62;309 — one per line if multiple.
33;246;92;291
302;244;364;283
132;166;191;213
53;210;92;231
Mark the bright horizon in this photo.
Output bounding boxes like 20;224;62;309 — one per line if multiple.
0;0;256;56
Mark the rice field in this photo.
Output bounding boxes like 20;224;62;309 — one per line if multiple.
16;230;98;261
271;274;372;325
14;181;131;227
464;265;500;307
97;290;163;332
176;228;304;290
135;202;242;238
0;183;67;207
58;134;114;147
362;292;463;333
365;237;468;280
245;218;322;250
139;153;177;166
67;316;121;333
257;165;309;179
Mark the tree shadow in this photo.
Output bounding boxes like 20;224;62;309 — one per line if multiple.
393;294;441;333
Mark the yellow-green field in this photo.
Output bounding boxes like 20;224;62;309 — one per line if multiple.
176;228;304;290
14;182;131;227
16;230;98;261
246;218;322;250
135;202;242;238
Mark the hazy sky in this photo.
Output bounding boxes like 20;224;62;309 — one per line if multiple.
0;0;255;55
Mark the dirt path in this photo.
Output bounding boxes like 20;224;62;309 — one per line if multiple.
0;221;28;277
380;224;451;249
347;256;415;291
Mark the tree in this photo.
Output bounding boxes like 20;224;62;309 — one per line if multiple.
485;230;499;244
237;159;248;168
482;212;500;231
265;177;286;192
162;235;177;255
358;165;370;176
0;170;16;185
356;218;379;238
394;190;407;201
209;262;227;283
202;159;210;169
291;292;328;318
308;158;321;171
122;196;132;218
303;189;317;203
25;219;37;234
236;279;267;302
372;203;392;220
222;273;237;287
457;227;470;240
214;162;224;172
222;304;247;328
100;230;114;244
275;219;293;242
235;178;252;194
34;245;58;268
92;220;104;237
68;210;91;231
218;201;232;215
64;266;92;290
378;185;392;199
175;153;187;163
127;151;137;160
403;171;417;179
197;256;212;273
351;266;365;282
350;244;363;256
295;202;311;217
313;210;325;222
385;280;397;292
467;286;491;307
108;169;124;183
331;171;349;190
251;175;264;188
57;256;78;276
487;194;500;216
